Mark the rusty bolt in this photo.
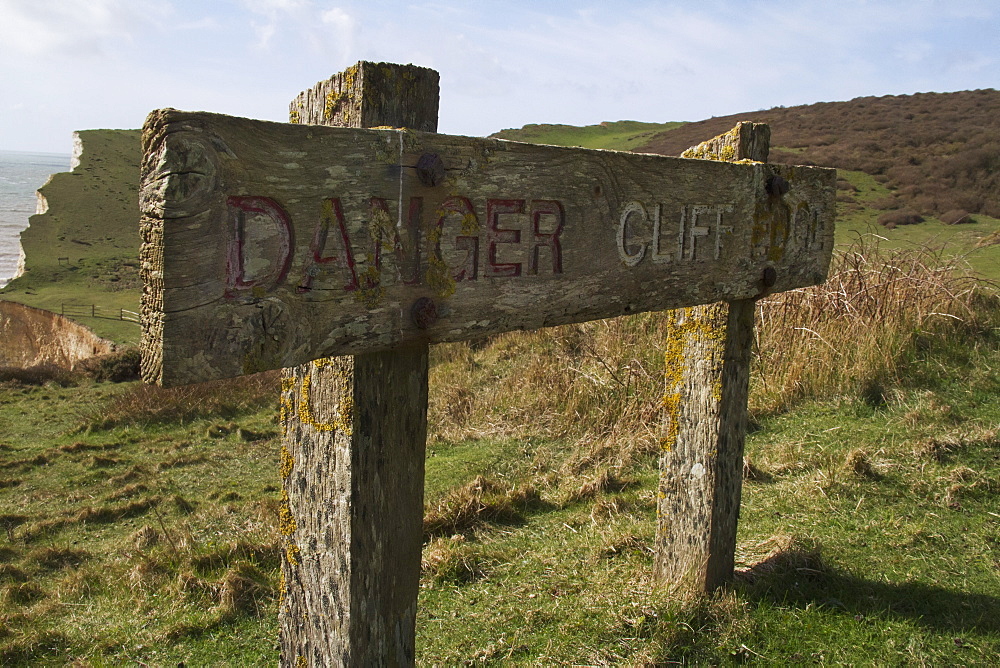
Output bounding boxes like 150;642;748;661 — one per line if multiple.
416;153;445;187
762;266;777;288
411;297;438;329
766;174;790;197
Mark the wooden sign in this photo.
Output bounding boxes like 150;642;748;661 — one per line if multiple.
140;109;835;386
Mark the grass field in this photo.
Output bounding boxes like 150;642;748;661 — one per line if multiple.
491;120;686;152
2;233;999;664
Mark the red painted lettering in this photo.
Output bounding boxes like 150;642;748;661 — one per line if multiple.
297;198;358;293
437;196;480;281
225;196;293;299
485;198;523;278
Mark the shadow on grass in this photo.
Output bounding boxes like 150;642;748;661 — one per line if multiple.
737;547;1000;636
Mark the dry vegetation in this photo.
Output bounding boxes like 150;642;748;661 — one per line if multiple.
641;89;1000;219
428;236;989;462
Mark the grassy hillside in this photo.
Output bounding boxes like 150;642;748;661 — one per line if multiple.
0;130;142;344
640;89;1000;220
491;120;685;151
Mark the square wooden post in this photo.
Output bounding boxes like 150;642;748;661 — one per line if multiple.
654;122;770;592
277;62;439;667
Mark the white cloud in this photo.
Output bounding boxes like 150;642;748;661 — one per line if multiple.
0;0;167;59
321;7;353;31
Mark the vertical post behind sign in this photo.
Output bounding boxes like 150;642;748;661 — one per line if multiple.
655;122;770;591
278;62;439;666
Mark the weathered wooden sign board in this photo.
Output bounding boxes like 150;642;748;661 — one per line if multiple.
141;60;837;666
140;110;834;386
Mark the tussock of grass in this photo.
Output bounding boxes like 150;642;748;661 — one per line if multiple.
754;236;990;413
28;547;89;572
86;370;279;429
423;475;544;538
844;448;880;479
217;562;272;617
735;534;828;584
421;535;485;584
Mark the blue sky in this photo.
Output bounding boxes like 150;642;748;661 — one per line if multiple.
1;0;998;153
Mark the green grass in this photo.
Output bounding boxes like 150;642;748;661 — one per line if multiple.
491;120;686;151
830;168;1000;283
3;299;1000;663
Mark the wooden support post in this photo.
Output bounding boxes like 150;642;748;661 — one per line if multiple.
654;122;770;592
278;62;439;667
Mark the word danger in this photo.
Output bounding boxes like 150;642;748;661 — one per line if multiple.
224;195;565;299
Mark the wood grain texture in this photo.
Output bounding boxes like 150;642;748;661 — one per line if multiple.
654;123;765;592
289;61;439;132
278;62;435;668
139;113;835;386
279;349;428;666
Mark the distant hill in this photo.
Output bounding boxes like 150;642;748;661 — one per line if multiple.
0;129;142;343
491;120;685;151
636;89;1000;220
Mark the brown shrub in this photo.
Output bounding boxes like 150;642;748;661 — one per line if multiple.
941;209;973;225
78;347;141;382
88;369;279;429
878;209;924;227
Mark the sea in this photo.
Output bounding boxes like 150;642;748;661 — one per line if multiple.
0;150;72;287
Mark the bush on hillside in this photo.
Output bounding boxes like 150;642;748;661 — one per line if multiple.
79;348;142;383
941;209;973;225
878;210;924;228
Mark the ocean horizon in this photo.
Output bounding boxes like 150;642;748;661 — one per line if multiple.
0;149;72;287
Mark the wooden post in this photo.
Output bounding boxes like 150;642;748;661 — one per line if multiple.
654;122;770;592
138;69;836;657
278;62;439;667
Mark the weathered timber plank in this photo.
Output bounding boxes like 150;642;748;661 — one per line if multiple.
279;348;429;666
654;121;764;591
140;110;834;386
289;61;439;131
279;61;437;667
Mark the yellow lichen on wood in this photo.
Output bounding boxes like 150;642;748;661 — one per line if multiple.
280;376;295;434
278;490;297;537
299;358;354;435
662;305;727;451
354;260;386;308
324;90;339;122
279;445;294;479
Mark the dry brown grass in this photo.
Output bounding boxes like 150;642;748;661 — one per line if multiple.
753;237;987;413
427;237;989;473
423;475;544;538
89;370;279;429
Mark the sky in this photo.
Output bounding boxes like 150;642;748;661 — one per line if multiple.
1;0;998;154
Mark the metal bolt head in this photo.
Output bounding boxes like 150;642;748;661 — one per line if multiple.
411;297;438;329
766;174;790;197
416;153;445;187
762;266;777;288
